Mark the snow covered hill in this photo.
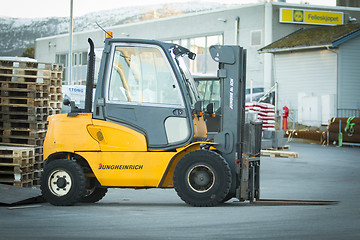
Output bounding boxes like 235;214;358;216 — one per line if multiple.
0;2;232;57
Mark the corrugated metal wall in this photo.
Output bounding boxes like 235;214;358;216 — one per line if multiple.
274;50;337;110
338;37;360;117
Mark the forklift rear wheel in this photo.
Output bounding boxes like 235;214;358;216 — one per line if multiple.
40;159;86;206
80;178;108;203
173;150;231;207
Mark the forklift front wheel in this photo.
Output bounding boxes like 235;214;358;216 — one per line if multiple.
173;150;231;207
40;159;86;206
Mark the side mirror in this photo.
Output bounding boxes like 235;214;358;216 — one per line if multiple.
206;103;214;115
188;52;196;60
63;98;71;106
194;101;203;116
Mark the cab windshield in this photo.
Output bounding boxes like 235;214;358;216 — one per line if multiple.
173;53;200;107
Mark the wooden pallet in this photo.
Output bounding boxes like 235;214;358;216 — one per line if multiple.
261;149;299;158
0;165;34;174
0;67;51;77
0;97;49;107
263;145;290;151
0;74;50;83
0;60;55;70
0;121;47;131
0;89;49;99
49;78;62;86
0;155;35;167
49;108;61;115
0;81;50;92
33;159;44;170
0;145;34;158
2;129;46;139
49;101;62;109
0;106;49;115
0;137;44;146
49;93;63;102
0;113;48;122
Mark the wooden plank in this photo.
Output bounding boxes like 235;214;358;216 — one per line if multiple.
261;149;299;158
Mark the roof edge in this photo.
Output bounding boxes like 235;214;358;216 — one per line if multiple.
258;44;333;53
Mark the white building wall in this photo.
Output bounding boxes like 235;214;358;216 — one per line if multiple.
274;50;337;126
338;37;360;117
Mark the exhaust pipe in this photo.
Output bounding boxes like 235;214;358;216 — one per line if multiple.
85;38;95;113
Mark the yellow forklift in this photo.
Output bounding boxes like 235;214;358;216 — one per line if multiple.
40;38;262;206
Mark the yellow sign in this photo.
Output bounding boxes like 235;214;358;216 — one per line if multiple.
280;8;343;26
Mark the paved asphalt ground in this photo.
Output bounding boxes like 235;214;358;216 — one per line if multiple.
0;142;359;240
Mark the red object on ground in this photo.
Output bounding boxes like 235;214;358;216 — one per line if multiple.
282;106;289;130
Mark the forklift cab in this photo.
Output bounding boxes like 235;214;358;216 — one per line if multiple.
93;39;205;150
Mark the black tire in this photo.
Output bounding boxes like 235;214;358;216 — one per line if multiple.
173;150;232;207
221;193;235;203
80;178;107;203
40;159;86;206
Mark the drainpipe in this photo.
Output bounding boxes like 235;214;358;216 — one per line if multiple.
234;17;240;45
264;2;273;95
326;46;339;117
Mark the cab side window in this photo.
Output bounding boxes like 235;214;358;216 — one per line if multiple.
108;46;183;106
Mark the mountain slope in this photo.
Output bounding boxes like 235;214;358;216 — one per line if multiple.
0;2;231;57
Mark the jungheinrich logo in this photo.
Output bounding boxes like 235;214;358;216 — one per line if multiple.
293;10;304;22
98;163;143;170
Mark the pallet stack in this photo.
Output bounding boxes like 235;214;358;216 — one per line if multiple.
0;59;62;187
49;66;63;115
245;102;276;131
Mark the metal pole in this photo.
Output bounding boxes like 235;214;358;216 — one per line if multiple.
234;17;239;45
68;0;73;85
250;79;253;102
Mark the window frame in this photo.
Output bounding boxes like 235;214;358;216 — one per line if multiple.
105;42;185;108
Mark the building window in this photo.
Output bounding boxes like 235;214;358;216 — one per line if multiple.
81;52;87;65
169;34;223;75
56;54;67;67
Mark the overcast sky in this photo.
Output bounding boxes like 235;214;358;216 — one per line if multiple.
1;0;336;19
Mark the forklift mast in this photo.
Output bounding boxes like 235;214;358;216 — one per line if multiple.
209;45;261;201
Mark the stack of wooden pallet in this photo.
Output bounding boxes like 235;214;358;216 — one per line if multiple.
0;59;62;187
0;146;35;187
49;66;63;115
